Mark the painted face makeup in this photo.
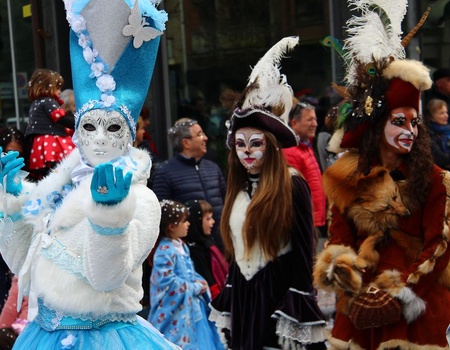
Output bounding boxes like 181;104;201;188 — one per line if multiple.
382;107;420;155
77;109;131;166
235;127;266;174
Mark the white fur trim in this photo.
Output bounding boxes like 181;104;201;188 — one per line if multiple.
395;287;426;324
383;59;432;91
85;191;137;229
6;147;160;317
327;128;345;154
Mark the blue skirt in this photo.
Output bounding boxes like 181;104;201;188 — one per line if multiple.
195;300;224;350
13;316;179;350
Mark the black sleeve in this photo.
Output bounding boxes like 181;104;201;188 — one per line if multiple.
290;175;316;292
57;111;75;129
189;246;215;287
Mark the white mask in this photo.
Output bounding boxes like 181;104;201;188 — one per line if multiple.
77;109;131;166
235;127;266;174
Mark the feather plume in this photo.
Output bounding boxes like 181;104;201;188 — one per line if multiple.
241;36;299;123
322;35;349;65
344;0;408;84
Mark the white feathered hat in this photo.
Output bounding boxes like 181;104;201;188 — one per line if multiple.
329;0;432;152
226;36;299;149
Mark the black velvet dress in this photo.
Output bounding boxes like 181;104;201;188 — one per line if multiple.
211;175;327;350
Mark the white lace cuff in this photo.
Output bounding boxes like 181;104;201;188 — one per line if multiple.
208;304;231;346
275;317;328;349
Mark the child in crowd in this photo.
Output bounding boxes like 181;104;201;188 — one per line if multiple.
184;200;228;300
25;69;75;181
149;200;224;350
0;127;26;158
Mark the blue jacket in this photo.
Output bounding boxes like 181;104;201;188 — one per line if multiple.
152;154;226;247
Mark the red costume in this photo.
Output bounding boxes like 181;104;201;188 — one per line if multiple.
323;158;450;349
313;1;450;348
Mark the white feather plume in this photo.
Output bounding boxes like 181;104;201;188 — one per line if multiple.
242;36;299;123
344;0;408;84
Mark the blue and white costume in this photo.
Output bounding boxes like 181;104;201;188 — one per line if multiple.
0;148;178;349
0;0;177;348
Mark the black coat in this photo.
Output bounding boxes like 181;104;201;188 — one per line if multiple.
152;153;226;248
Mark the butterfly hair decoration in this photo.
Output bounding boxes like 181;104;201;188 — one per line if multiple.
64;0;167;140
123;1;163;49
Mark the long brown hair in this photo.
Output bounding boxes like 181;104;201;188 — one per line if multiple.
220;131;293;261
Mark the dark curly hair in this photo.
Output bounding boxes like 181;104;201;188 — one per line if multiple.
358;115;433;212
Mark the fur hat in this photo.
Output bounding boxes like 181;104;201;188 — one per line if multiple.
330;0;432;152
225;37;299;149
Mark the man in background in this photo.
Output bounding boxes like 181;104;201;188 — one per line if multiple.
282;101;327;236
151;118;226;249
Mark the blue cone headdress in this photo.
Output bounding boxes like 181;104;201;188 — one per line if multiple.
63;0;167;139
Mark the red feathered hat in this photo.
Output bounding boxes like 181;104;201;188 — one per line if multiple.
331;59;432;152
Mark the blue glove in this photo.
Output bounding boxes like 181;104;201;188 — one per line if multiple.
0;148;25;196
90;163;132;205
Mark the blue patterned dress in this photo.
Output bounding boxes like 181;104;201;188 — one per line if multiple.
149;238;224;350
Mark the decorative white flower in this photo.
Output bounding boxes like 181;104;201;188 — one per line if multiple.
70;15;86;33
65;11;73;24
63;0;75;13
101;94;116;107
63;0;75;23
78;33;89;49
83;46;98;64
61;333;77;349
90;62;105;78
96;75;116;92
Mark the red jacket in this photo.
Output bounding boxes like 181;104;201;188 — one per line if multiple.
282;142;326;227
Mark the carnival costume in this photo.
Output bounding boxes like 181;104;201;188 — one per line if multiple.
0;0;179;349
209;37;328;350
150;236;224;350
313;1;450;349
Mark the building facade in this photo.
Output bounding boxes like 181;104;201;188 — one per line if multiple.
0;0;447;162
